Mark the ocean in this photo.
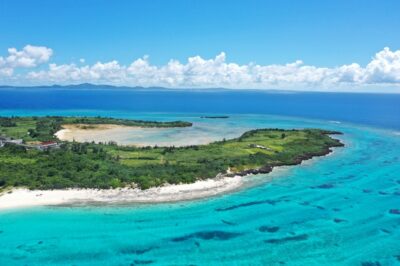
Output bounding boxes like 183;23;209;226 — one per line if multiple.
0;88;399;265
0;87;399;130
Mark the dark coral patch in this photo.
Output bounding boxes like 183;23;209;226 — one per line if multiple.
120;246;154;255
264;234;308;244
380;228;390;234
15;244;39;254
333;218;347;223
311;183;335;189
132;260;154;265
362;189;372;193
221;219;236;226
216;199;279;212
361;261;381;266
389;209;400;215
171;231;242;242
259;226;280;233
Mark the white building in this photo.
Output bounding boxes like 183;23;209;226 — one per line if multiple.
0;136;9;147
6;139;23;145
36;141;60;151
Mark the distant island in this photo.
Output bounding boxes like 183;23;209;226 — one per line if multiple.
0;116;343;191
201;116;230;119
0;83;298;93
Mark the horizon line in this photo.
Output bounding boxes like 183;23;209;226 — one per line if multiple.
1;83;400;94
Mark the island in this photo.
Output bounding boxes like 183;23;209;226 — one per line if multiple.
0;116;344;208
200;116;230;119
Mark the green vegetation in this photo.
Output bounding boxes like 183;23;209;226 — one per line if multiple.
0;117;17;127
0;116;343;190
0;116;192;142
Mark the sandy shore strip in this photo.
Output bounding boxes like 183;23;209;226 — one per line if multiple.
54;124;136;143
54;124;221;147
0;175;244;210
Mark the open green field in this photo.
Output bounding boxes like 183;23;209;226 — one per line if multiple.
0;116;343;190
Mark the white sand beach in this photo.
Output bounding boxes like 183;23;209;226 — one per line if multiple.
54;123;237;147
54;124;138;144
0;175;244;210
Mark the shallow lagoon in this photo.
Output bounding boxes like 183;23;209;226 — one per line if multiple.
0;112;400;265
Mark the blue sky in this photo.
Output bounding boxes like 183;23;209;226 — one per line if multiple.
0;0;400;91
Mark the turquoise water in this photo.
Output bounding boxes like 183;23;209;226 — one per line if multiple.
1;112;400;265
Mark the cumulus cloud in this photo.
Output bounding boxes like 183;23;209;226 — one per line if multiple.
28;60;127;83
0;45;53;77
3;45;52;68
363;47;400;83
2;45;400;90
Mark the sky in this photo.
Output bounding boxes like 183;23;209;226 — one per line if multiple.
0;0;400;91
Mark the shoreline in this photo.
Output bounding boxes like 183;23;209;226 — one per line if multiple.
54;124;195;147
54;124;140;144
0;144;341;211
0;175;245;211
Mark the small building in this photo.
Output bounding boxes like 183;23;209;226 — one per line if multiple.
0;136;8;148
36;141;59;151
0;136;23;148
0;136;8;141
6;139;23;145
249;143;272;150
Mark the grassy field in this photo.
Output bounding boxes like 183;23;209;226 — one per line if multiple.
0;116;343;190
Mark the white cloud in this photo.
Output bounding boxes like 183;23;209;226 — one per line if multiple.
3;45;52;68
0;45;53;77
28;61;126;83
0;67;13;77
2;45;400;91
363;47;400;84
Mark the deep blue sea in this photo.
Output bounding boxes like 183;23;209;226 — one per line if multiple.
0;88;399;130
0;88;400;265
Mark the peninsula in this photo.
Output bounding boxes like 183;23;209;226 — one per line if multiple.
0;116;343;208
